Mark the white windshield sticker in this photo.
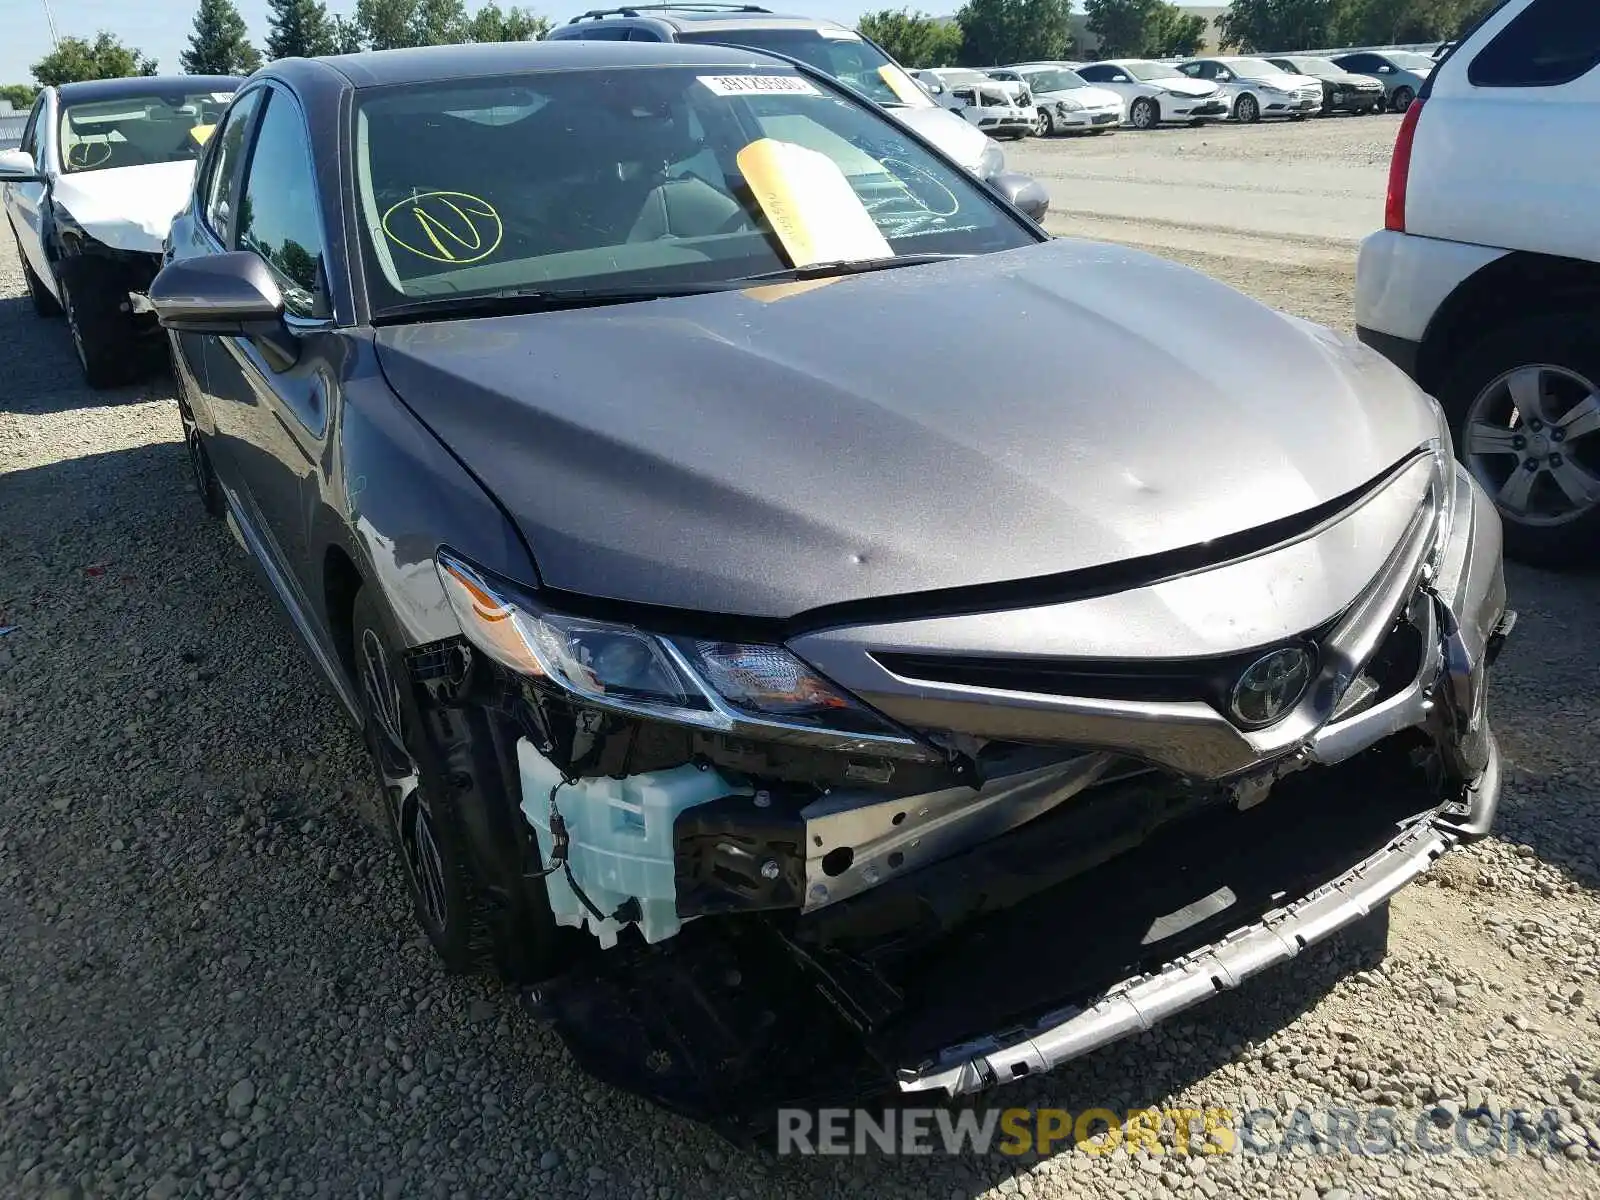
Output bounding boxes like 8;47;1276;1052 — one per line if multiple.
210;92;235;102
697;74;822;97
819;27;861;39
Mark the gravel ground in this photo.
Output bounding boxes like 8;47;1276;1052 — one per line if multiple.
3;116;1599;1200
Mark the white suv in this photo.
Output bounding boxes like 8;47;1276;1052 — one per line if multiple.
1355;0;1600;567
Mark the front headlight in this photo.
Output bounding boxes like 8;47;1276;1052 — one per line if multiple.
436;551;932;758
976;138;1005;180
1056;98;1084;112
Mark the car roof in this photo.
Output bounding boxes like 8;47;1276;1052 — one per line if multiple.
564;6;853;33
316;39;790;88
56;75;243;103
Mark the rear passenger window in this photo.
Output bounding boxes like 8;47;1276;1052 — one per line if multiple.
580;26;631;39
627;27;663;41
1469;0;1600;88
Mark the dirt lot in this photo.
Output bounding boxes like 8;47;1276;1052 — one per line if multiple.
3;113;1600;1200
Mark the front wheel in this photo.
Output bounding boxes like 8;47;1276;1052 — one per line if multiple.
1035;107;1055;137
352;587;568;980
1391;86;1415;113
1234;93;1261;124
58;257;139;389
1129;97;1159;130
1438;311;1600;569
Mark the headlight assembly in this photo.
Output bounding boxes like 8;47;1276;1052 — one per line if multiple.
436;551;934;759
1057;98;1083;113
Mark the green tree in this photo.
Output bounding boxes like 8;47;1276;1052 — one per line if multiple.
1150;4;1209;54
1333;0;1493;45
331;14;367;52
955;0;1072;66
465;2;551;42
1217;0;1336;52
1084;0;1153;57
1;84;39;109
857;9;964;68
355;0;470;48
32;33;158;86
182;0;264;74
267;0;339;57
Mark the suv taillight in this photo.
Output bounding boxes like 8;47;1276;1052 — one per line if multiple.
1385;99;1424;232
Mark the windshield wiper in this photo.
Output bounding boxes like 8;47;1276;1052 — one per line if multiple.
739;253;971;284
371;281;746;325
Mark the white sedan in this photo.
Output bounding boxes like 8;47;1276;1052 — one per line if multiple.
990;65;1124;135
1075;60;1228;129
1177;57;1324;123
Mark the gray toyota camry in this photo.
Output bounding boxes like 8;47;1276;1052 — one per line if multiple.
149;39;1514;1125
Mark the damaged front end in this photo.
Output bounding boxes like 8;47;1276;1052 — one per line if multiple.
415;437;1512;1132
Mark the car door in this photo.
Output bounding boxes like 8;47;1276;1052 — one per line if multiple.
6;92;56;294
202;84;338;619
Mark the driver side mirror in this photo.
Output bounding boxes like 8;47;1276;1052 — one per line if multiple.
1112;74;1129;83
149;251;300;370
990;170;1049;224
0;149;40;183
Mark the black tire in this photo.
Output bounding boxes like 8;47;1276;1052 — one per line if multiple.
16;237;62;317
352;587;568;980
1129;96;1159;130
58;256;139;389
175;359;224;518
1436;311;1600;570
1036;106;1055;136
1391;86;1415;113
1235;93;1261;124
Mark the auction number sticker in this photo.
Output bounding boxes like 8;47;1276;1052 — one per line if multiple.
697;75;822;97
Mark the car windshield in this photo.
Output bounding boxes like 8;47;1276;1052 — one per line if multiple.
353;66;1034;314
1285;58;1337;77
1123;61;1183;81
1223;58;1280;75
1020;69;1088;92
1388;52;1436;69
675;28;933;108
58;88;235;173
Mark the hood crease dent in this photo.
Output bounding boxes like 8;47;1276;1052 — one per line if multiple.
375;240;1436;619
52;160;196;255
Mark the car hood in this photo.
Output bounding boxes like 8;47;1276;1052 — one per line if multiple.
52;159;195;255
1249;72;1320;90
1151;77;1217;97
1325;70;1383;87
890;105;989;171
375;240;1436;620
1040;86;1123;108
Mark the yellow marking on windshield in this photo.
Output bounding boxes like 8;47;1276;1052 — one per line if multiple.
381;191;503;265
878;64;930;105
189;123;217;146
735;138;890;268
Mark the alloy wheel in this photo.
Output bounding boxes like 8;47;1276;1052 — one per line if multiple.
1035;108;1054;136
359;627;450;931
1237;94;1259;123
63;288;88;371
1131;98;1156;129
1464;363;1600;528
1392;87;1415;113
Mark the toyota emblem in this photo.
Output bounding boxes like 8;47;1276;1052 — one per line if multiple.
1229;647;1314;728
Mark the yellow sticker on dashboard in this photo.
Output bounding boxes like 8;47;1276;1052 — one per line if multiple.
735;138;890;268
189;123;217;146
877;64;930;105
381;191;503;265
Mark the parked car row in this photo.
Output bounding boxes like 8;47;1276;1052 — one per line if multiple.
916;45;1441;137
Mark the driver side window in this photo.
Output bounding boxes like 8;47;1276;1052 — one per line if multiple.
236;91;328;318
